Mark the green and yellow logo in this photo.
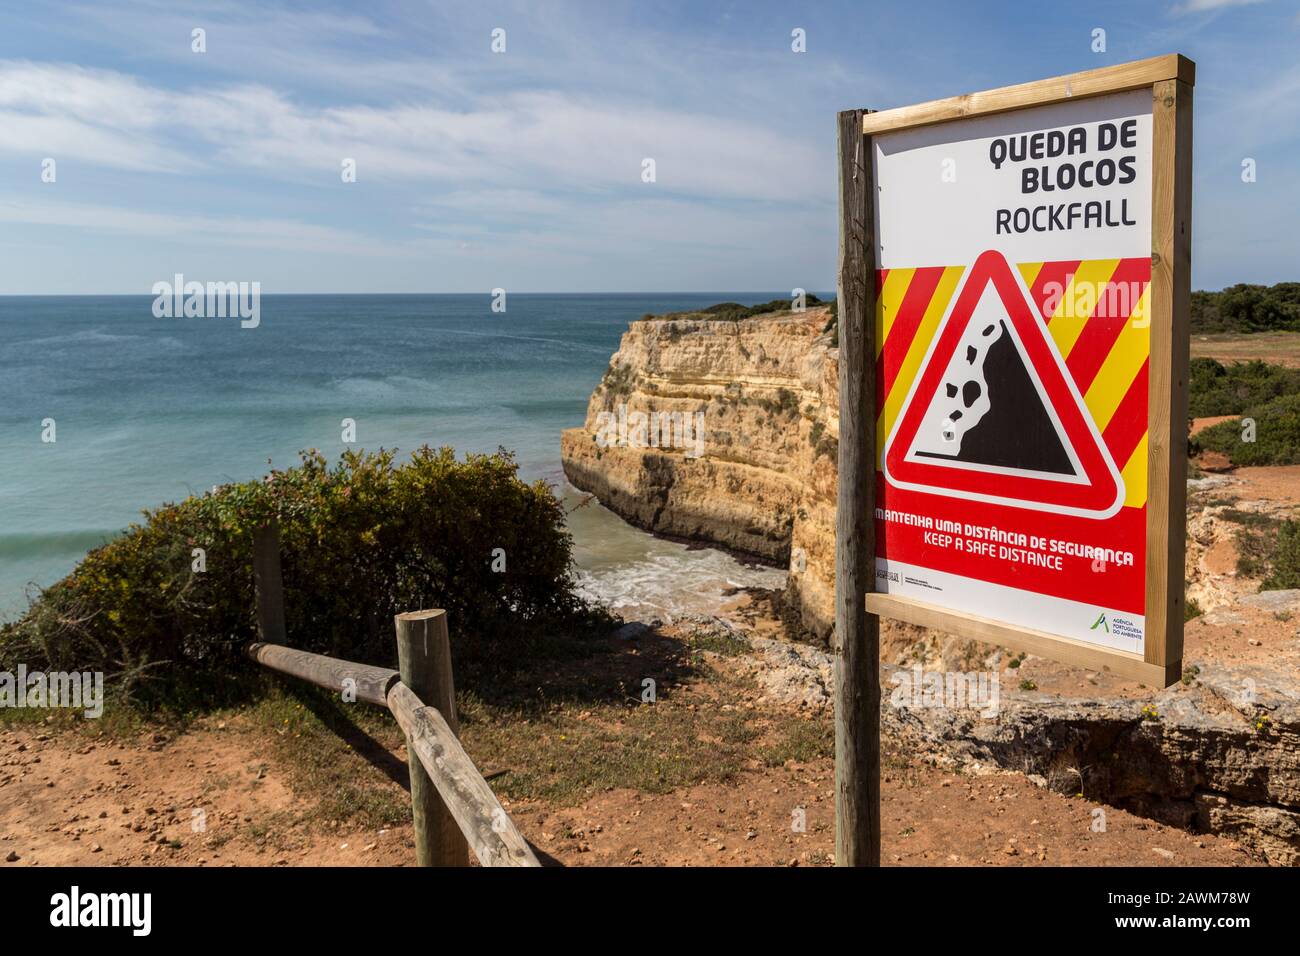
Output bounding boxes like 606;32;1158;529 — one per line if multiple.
1090;613;1109;633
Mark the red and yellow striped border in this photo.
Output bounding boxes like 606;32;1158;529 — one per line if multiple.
875;258;1151;507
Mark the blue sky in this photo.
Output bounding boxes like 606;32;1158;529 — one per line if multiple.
0;0;1295;293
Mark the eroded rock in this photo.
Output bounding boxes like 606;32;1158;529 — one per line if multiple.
882;659;1300;864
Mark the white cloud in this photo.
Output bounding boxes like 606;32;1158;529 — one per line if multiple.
1172;0;1267;14
0;196;384;255
0;60;825;203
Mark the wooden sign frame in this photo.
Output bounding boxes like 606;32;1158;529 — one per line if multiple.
834;53;1194;864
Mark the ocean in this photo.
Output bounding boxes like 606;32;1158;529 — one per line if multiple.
0;294;788;623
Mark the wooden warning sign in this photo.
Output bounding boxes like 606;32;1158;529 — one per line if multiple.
833;50;1195;867
833;60;1196;865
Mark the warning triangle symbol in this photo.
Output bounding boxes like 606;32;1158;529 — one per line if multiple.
883;250;1125;519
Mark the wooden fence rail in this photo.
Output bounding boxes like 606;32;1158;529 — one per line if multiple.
247;641;399;708
245;613;540;868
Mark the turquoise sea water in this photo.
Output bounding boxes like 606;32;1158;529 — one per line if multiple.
0;294;791;622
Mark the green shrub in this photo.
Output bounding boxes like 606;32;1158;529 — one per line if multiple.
664;294;826;323
808;420;837;461
1263;519;1300;591
1192;393;1300;466
1229;511;1282;579
600;363;636;399
822;310;838;347
756;387;800;417
1188;358;1300;417
1220;508;1300;588
1190;282;1300;334
0;447;602;710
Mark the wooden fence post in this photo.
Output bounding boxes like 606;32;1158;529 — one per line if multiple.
253;523;286;645
395;609;470;867
834;108;881;867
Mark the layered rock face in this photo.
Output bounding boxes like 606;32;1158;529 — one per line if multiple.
560;306;840;639
882;659;1300;865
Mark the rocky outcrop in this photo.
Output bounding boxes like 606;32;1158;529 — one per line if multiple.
684;613;1300;863
560;306;840;640
882;660;1300;865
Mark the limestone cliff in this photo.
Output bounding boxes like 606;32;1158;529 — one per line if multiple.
560;304;840;640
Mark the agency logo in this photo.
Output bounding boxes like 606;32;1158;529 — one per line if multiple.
1090;612;1110;633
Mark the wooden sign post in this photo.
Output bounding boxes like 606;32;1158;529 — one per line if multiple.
834;54;1194;865
834;107;880;868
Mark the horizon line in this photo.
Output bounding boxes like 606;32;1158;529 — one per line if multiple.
0;290;839;298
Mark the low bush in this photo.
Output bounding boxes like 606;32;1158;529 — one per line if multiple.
756;387;800;417
1188;357;1300;417
0;447;605;711
1190;282;1300;334
1216;508;1300;589
1192;393;1300;466
1265;519;1300;591
666;294;827;323
1225;510;1283;579
808;420;837;461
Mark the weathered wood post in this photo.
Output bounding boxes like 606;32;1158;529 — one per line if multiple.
395;609;469;867
252;523;287;645
834;108;881;867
